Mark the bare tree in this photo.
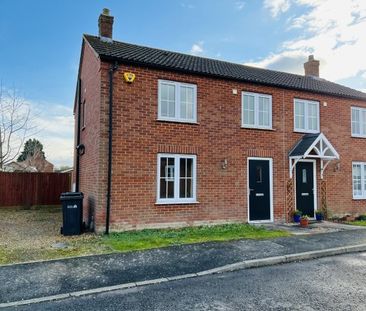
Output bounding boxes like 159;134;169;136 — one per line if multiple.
0;83;37;170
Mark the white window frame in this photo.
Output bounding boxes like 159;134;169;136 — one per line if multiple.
241;91;272;130
351;107;366;138
158;80;197;123
293;98;320;133
156;153;197;204
352;162;366;199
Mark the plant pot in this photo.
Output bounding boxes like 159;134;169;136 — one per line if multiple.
294;215;301;223
344;215;355;222
300;218;309;228
316;214;323;221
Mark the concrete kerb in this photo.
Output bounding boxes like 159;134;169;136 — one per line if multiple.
1;243;366;309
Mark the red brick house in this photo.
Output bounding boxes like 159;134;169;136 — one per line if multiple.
74;9;366;233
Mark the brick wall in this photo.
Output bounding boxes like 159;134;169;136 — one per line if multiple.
75;42;366;232
76;40;103;230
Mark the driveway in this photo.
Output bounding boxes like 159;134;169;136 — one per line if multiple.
0;207;108;264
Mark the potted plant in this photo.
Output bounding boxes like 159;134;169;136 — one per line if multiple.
315;210;324;222
300;215;309;228
293;210;302;223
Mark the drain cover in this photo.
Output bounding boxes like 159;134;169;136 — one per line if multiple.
52;242;69;249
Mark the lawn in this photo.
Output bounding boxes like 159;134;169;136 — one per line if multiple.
346;220;366;226
0;206;290;265
103;223;290;252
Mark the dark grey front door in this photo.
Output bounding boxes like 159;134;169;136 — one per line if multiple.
249;159;271;221
296;161;315;217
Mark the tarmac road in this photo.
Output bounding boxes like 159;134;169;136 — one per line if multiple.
10;252;366;311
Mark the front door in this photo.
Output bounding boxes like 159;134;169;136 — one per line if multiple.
248;159;271;222
296;161;315;217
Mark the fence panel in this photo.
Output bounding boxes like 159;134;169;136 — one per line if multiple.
0;172;71;207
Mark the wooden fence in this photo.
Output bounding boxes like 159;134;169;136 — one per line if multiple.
0;172;71;207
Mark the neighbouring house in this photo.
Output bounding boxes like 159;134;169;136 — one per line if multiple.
74;9;366;233
4;151;54;173
3;161;38;173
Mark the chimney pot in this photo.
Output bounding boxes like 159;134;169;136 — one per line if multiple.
102;8;110;16
98;8;114;41
304;55;320;77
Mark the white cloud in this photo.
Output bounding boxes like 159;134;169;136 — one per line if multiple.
264;0;291;17
254;0;366;88
0;87;74;169
246;50;307;74
30;101;74;168
235;1;246;11
180;3;195;9
190;41;204;56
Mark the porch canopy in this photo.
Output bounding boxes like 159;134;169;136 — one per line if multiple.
289;133;339;179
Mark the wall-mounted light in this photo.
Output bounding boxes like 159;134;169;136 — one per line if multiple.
221;159;228;170
77;144;85;156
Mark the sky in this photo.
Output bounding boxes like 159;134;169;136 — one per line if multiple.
1;0;366;168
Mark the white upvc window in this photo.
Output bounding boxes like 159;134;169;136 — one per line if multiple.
158;80;197;123
157;154;197;204
352;162;366;199
351;107;366;137
242;92;272;129
294;99;320;133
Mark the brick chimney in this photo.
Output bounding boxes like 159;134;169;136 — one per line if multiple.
98;8;114;41
304;55;320;77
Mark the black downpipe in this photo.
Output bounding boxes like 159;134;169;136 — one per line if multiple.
106;62;118;235
75;78;82;192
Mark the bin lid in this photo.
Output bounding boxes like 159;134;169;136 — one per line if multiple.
60;192;84;200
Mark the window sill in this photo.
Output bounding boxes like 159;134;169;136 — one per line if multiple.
157;118;199;125
352;197;366;200
351;135;366;139
155;200;200;205
241;126;275;132
293;130;320;134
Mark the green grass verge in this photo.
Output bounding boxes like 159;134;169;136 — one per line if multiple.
103;223;290;252
346;220;366;226
0;221;290;265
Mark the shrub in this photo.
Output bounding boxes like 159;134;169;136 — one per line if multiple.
357;214;366;221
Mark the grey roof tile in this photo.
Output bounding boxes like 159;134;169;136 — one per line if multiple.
84;34;366;101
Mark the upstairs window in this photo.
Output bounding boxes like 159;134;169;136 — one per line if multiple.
157;154;197;204
351;107;366;137
294;99;319;133
242;92;272;129
352;162;366;199
81;100;86;128
158;80;197;123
